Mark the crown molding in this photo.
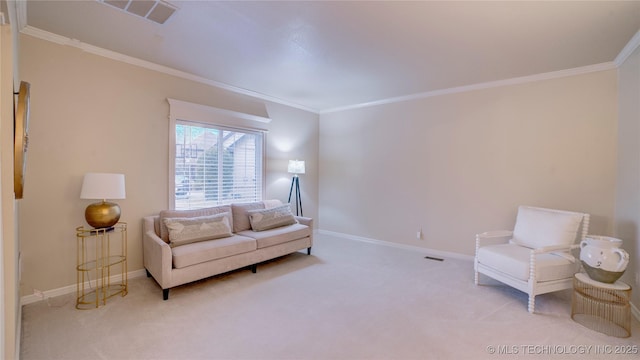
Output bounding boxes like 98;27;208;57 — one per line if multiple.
614;29;640;67
20;24;637;116
14;0;27;30
321;62;617;114
4;0;27;30
20;25;320;114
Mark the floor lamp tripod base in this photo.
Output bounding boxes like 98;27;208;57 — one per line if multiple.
288;175;303;216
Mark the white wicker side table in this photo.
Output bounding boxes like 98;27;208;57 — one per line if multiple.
571;272;631;338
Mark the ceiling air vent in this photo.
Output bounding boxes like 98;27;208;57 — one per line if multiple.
100;0;177;25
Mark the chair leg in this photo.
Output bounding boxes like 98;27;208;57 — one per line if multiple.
163;289;169;301
528;295;535;313
307;247;312;255
474;270;479;285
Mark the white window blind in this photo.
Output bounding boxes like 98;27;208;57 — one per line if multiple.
174;121;264;210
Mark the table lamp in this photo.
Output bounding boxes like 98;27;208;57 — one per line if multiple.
80;173;126;229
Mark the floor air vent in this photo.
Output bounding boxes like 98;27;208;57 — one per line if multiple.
425;256;444;261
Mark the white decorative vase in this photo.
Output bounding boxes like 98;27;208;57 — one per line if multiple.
580;236;629;283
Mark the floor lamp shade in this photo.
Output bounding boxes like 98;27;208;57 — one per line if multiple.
288;160;305;174
80;173;126;228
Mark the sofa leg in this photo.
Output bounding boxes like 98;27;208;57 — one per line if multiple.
146;269;152;278
307;247;312;255
251;264;257;273
163;289;169;301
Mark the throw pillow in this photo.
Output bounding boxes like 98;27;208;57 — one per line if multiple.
159;205;232;243
163;212;233;247
248;204;297;232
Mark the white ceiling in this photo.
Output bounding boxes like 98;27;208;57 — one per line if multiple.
20;1;640;113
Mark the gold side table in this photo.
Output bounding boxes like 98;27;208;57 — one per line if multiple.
76;223;128;310
571;272;631;338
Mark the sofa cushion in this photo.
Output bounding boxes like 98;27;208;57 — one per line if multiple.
512;206;582;249
248;204;297;231
171;234;257;269
231;202;265;233
238;223;311;249
163;213;233;248
263;199;283;209
476;243;577;281
159;205;232;243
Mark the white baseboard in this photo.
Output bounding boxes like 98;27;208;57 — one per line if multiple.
316;229;474;261
317;229;640;322
20;234;640;324
20;269;147;306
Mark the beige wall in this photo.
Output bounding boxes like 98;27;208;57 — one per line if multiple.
264;103;319;218
17;34;319;296
319;70;618;256
14;24;638;314
616;44;640;309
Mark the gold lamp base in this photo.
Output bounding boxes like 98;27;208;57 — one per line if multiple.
85;200;121;228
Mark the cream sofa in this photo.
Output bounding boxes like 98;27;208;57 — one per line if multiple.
143;200;313;300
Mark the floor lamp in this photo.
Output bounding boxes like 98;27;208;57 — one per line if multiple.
287;160;304;216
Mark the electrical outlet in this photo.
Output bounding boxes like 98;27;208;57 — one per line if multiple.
416;230;423;240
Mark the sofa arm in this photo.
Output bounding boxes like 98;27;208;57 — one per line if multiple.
296;216;314;247
142;216;172;289
295;216;313;228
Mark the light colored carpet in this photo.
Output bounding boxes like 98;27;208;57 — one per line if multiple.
21;233;640;359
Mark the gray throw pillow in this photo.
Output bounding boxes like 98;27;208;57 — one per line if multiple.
163;212;233;247
159;205;232;243
248;204;297;232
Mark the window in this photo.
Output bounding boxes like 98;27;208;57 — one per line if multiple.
168;99;268;210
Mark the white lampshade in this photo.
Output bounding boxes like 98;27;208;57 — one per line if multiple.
288;160;305;174
80;173;126;200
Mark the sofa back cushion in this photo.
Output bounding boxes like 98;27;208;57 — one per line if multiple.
231;202;265;233
512;206;583;249
263;199;283;209
158;205;232;243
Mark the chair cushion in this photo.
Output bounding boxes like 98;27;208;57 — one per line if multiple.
159;205;232;243
238;223;311;249
171;234;257;269
248;204;297;231
476;244;577;282
512;206;583;248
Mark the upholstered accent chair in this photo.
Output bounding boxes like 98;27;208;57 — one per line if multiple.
474;206;590;313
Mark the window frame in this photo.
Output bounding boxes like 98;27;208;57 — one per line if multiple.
168;99;269;210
